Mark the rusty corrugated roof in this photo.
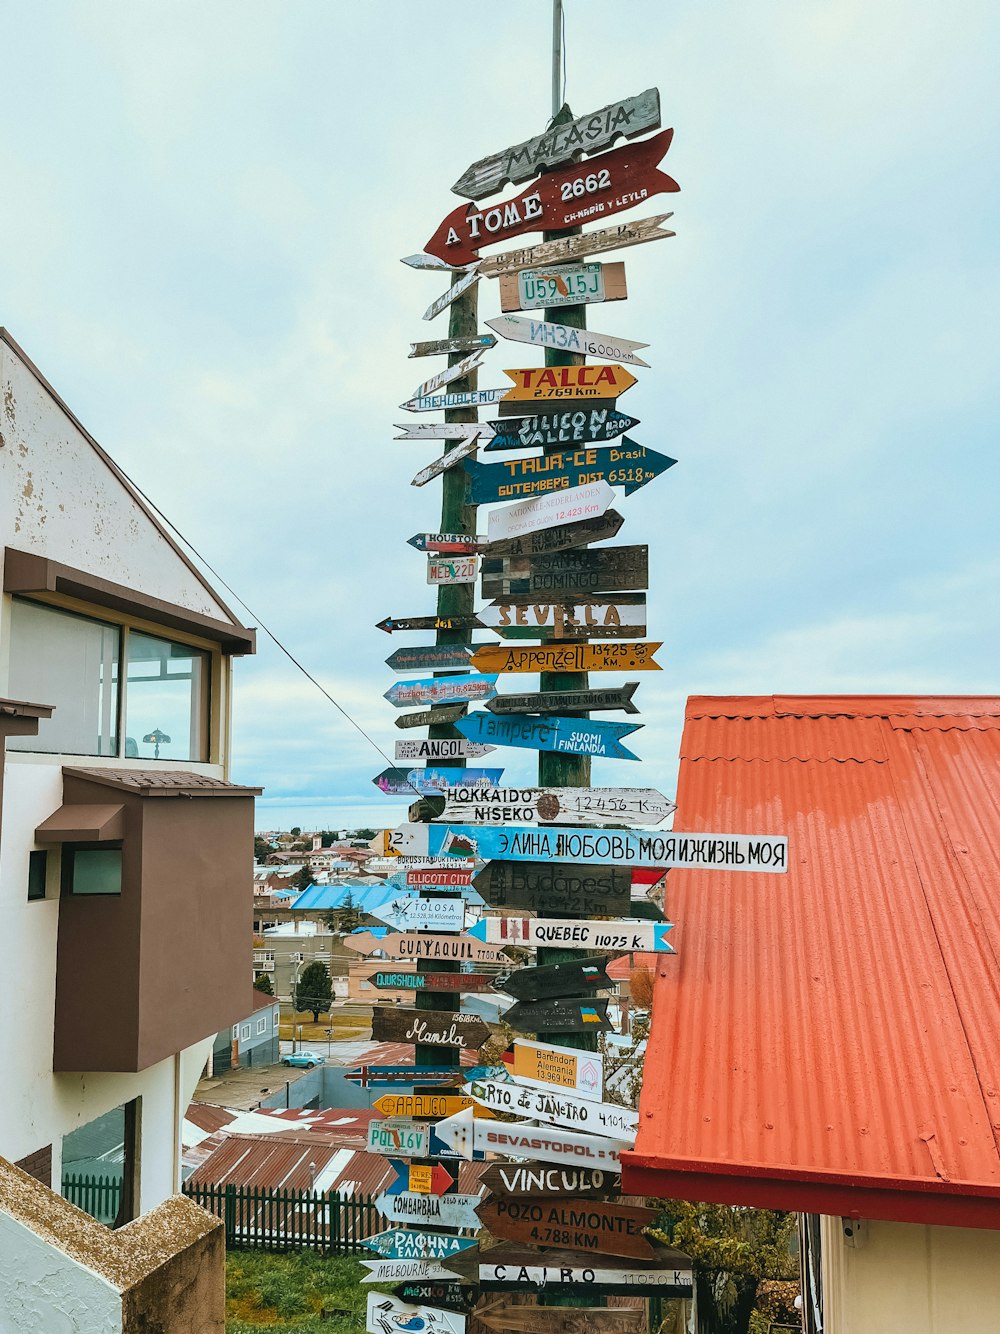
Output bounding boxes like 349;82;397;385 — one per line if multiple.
622;695;1000;1228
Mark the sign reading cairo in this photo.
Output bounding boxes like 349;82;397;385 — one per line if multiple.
423;129;679;265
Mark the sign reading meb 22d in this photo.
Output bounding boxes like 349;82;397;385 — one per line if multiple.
392;823;788;872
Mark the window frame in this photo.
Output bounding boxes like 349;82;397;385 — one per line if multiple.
61;842;124;897
256;1017;267;1036
28;850;48;901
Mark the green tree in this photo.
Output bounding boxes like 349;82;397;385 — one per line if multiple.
295;961;332;1022
323;890;364;935
293;863;313;893
253;836;273;863
290;826;302;837
253;972;273;995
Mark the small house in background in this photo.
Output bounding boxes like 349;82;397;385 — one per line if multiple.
207;989;280;1075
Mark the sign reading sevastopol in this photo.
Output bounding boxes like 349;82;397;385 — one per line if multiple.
392;823;789;872
434;1107;626;1171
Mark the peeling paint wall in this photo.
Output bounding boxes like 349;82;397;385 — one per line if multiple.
0;1207;120;1334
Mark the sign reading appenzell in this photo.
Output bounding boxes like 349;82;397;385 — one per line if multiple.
470;642;662;674
486;684;640;715
371;1008;491;1050
424;129;679;266
473;862;632;916
481;547;648;599
482;510;624;556
485;409;638;451
477;1196;659;1261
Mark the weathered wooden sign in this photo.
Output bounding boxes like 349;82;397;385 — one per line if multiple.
407;532;486;553
451;89;662;198
377;613;486;633
479;1162;614;1199
409;333;496;358
479;595;647;641
498;261;627;313
367;1293;467;1334
350;1065;465;1088
423;267;480;322
481;546;647;599
494;957;612;1001
404;866;475;887
370;970;495;994
453;712;643;761
485;409;636;451
343;931;508;964
435;1108;625;1170
413;435;483;489
467;1079;638;1140
394;737;494;761
478;212;675;279
424;130;679;266
500;363;637;408
473;861;632;916
427;554;479;585
395;705;468;730
511;1038;603;1101
373;767;503;796
388;1161;455;1196
482;510;624;557
368;895;467;933
372;1094;475;1119
386;645;474;673
396;422;492;442
364;1228;478;1260
361;1259;465;1285
477;1246;694;1297
372;1007;492;1050
486;314;649;367
410;350;485;402
395;823;789;873
376;1191;483;1231
477;1196;658;1261
503;997;612;1034
486;684;640;714
478;1304;645;1334
445;785;673;827
392;1283;473;1315
486;479;615;545
368;1121;432;1157
469;641;662;674
401;386;507;413
471;916;674;953
385;675;497;709
466;444;675;504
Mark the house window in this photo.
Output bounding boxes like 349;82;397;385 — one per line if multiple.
62;845;123;896
256;1017;267;1035
124;631;209;762
273;1009;280;1026
28;850;48;901
232;1025;239;1039
241;1025;251;1040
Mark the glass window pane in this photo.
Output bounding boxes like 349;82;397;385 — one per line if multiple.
28;850;48;901
124;631;209;762
70;848;122;896
8;601;120;756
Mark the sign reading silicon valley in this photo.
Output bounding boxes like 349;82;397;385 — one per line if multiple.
454;713;643;761
488;310;650;363
485;409;636;451
423;130;679;266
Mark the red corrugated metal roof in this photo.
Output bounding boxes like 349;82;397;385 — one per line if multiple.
622;695;1000;1228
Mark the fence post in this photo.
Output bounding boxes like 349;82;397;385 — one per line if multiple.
224;1184;237;1245
330;1190;341;1254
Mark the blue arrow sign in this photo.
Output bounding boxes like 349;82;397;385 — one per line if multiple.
362;1228;479;1260
463;440;676;504
384;674;498;708
385;1159;408;1196
484;408;639;451
454;711;642;761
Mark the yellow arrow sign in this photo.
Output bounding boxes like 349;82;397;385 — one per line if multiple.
470;642;663;675
408;1164;433;1193
501;364;638;404
372;1092;493;1119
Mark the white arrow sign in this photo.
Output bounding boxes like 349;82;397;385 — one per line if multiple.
510;1038;604;1101
369;895;466;933
464;1078;638;1143
367;1292;467;1334
361;1258;464;1284
486;480;615;545
401;387;509;414
435;1107;626;1171
440;785;674;827
395;422;496;442
469;917;674;954
395;739;496;762
411;432;482;488
423;266;481;321
410;350;486;402
478;1256;692;1293
376;1190;483;1230
486;315;650;368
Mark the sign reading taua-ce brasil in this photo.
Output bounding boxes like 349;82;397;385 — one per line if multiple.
391;823;788;872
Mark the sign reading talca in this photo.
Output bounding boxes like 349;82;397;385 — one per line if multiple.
487;315;650;367
498;261;627;313
470;641;662;674
424;130;679;266
450;88;661;198
485;409;636;450
500;363;637;406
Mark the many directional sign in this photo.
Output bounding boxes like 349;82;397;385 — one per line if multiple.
423;266;480;322
493;957;613;1001
481;547;648;598
368;1121;432;1157
368;895;466;933
484;408;636;451
373;767;503;796
477;1196;658;1261
450;88;661;198
343;931;509;964
477;212;675;279
409;333;497;358
473;861;632;916
454;713;643;761
376;1191;483;1231
487;314;649;367
503;996;612;1034
396;705;468;730
442;785;671;829
424;130;679;267
465;1079;638;1141
377;614;486;633
363;1228;479;1261
465;444;675;504
401;386;508;413
499;363;637;408
393;822;789;874
482;509;624;556
486;479;614;545
435;1107;626;1171
486;684;640;715
498;261;627;313
470;641;662;674
372;1007;492;1050
369;970;496;994
394;738;494;762
386;645;474;673
413;436;483;490
366;1293;467;1334
479;1162;615;1199
477;1245;694;1297
470;916;674;953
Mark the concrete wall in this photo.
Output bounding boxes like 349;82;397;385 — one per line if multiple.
821;1214;1000;1333
0;1207;120;1333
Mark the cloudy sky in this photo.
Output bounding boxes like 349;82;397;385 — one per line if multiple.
2;2;997;831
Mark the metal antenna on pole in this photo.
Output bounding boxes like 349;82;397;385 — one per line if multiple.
551;0;563;120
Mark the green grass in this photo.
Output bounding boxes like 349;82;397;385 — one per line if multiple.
226;1250;368;1331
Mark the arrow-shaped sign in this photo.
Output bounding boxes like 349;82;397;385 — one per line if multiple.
486;479;615;545
502;996;612;1034
479;595;646;641
411;432;483;488
486;683;640;715
423;266;480;322
484;408;637;451
500;364;638;408
442;785;672;828
469;917;674;953
482;509;625;558
377;614;486;634
367;895;466;933
386;645;475;673
478;1245;694;1297
366;1293;467;1334
481;546;647;599
376;1191;483;1230
363;1228;479;1260
371;1094;476;1120
454;712;643;761
477;212;675;279
396;705;468;730
401;387;508;414
384;675;498;708
361;1259;466;1285
393;1161;455;1196
470;641;662;674
407;532;486;554
435;1107;626;1170
373;767;503;796
409;334;497;358
396;422;494;442
465;442;675;504
465;1079;637;1140
391;1282;475;1315
369;970;497;995
372;1007;493;1050
493;957;613;1001
472;860;632;916
344;931;508;964
476;1195;658;1262
410;351;486;403
486;315;650;368
394;737;494;761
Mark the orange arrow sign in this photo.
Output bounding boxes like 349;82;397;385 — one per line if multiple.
372;1093;495;1119
500;364;637;406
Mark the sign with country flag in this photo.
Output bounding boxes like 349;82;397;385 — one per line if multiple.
384;675;498;708
366;1293;467;1334
453;712;642;761
469;916;674;953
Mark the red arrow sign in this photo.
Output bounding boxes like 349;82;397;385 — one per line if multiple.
430;1163;456;1196
423;130;680;267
